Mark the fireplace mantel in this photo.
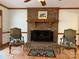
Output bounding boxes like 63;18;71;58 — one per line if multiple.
27;19;59;23
27;19;59;27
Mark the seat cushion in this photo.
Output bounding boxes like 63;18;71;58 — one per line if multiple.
9;39;24;46
63;40;76;48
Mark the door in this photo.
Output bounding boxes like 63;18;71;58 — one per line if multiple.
0;10;2;46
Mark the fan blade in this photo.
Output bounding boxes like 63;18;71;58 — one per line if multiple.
24;0;31;2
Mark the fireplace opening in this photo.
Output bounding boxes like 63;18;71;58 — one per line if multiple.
31;30;53;42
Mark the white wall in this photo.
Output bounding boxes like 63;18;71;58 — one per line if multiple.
58;9;79;45
9;10;28;42
0;16;1;28
59;10;78;33
0;6;10;44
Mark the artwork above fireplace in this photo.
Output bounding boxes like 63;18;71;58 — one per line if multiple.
31;30;53;42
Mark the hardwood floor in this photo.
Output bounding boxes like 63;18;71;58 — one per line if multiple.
0;47;79;59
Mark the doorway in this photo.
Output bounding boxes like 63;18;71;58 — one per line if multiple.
0;10;2;46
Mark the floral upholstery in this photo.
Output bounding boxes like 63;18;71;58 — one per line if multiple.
9;28;24;53
60;29;76;48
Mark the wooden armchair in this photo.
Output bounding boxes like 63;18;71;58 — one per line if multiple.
60;29;76;48
9;28;24;53
60;29;76;58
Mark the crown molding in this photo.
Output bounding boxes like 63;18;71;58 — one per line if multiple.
15;7;79;9
59;8;79;9
8;8;27;9
0;4;9;9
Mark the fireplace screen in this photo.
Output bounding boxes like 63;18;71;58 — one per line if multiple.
31;30;53;42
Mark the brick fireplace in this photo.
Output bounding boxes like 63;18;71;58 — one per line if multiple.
27;8;59;43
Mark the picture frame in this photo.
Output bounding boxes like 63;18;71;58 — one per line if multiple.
38;11;47;19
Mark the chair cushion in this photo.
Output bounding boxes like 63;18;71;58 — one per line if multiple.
63;40;76;48
9;39;24;46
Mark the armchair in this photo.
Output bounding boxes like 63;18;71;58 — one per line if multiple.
9;28;24;53
60;29;76;48
60;29;76;58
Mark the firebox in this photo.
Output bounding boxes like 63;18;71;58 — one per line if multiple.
31;30;53;42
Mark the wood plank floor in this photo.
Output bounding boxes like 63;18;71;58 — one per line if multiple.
0;47;79;59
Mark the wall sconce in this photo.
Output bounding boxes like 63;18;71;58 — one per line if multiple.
39;0;46;6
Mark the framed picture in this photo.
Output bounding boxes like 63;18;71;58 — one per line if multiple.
38;11;47;19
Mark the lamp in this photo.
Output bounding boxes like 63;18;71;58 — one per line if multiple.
39;0;46;6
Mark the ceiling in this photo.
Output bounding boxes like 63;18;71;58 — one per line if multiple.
0;0;79;8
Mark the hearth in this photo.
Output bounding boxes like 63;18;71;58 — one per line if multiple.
31;30;53;42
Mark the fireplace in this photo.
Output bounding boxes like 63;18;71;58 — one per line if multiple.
27;8;59;43
31;30;53;42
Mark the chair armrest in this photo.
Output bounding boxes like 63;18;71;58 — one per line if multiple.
60;38;64;45
21;36;24;42
9;36;13;41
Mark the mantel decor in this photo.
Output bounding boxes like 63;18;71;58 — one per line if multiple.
38;11;47;19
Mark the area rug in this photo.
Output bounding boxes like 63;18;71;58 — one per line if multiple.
28;49;56;57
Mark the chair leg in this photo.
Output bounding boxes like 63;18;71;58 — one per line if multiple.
20;45;24;51
74;48;76;59
23;45;25;51
9;45;11;53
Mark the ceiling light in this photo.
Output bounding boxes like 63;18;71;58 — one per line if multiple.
39;0;46;6
24;0;46;6
24;0;30;2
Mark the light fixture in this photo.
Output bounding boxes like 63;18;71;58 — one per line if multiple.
24;0;46;6
39;0;46;6
24;0;31;2
59;0;62;1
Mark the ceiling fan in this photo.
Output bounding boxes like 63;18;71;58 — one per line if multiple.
24;0;31;2
24;0;46;6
